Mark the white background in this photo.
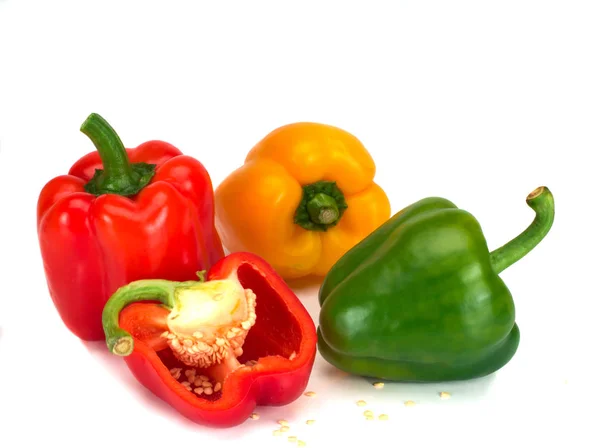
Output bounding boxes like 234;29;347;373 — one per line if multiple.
1;1;599;447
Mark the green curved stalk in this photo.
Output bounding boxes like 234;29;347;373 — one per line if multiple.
490;186;555;274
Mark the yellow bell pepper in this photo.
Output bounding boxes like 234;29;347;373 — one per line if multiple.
214;122;391;280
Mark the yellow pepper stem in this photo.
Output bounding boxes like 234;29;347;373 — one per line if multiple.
294;181;348;232
307;193;339;225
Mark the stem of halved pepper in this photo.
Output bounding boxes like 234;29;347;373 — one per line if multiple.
102;271;257;386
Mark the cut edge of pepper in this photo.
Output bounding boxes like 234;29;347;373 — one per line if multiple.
115;253;317;411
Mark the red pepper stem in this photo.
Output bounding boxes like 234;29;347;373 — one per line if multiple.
80;113;156;197
102;279;180;356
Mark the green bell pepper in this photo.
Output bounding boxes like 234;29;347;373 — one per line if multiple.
317;186;554;382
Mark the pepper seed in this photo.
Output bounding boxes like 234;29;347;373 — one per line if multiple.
439;392;451;400
373;382;384;389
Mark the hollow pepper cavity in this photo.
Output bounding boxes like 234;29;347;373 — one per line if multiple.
102;252;318;427
37;113;224;341
214;122;391;280
318;186;555;382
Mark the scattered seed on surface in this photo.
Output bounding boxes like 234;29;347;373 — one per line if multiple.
249;412;260;420
378;414;389;421
365;415;374;421
297;441;306;447
288;436;297;443
280;426;290;433
356;400;367;407
304;391;316;397
439;391;451;400
373;382;384;389
306;419;316;425
363;410;373;417
278;419;289;426
404;400;416;407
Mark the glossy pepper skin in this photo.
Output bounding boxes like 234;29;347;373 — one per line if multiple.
318;187;555;382
102;252;318;428
214;122;391;280
37;113;224;341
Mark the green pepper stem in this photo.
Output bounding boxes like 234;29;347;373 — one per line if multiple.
490;186;555;274
102;279;178;356
80;113;156;197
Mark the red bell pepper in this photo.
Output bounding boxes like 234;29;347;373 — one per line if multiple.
102;252;318;428
37;113;224;341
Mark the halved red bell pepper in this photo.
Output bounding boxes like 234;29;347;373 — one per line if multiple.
37;113;224;341
102;252;318;427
